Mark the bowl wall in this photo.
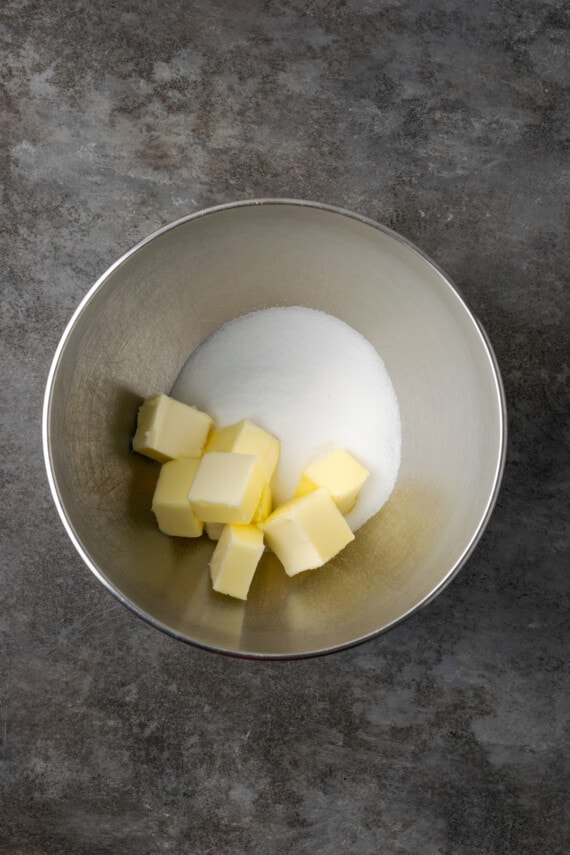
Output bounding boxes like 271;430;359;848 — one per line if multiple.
44;201;506;657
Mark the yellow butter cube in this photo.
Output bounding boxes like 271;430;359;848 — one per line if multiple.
260;487;355;576
205;419;280;481
295;449;370;514
209;524;265;600
205;472;271;538
151;459;203;537
252;483;272;524
133;393;213;463
204;522;224;541
188;452;266;524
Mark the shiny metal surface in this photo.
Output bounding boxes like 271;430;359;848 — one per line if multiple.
43;200;506;658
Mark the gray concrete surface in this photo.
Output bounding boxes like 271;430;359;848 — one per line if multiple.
1;1;568;853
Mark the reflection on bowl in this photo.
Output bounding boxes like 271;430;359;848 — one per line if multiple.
43;200;506;658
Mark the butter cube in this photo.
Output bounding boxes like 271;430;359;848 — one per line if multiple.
204;522;224;541
252;483;272;524
209;524;265;600
260;487;355;576
204;487;270;538
151;458;203;537
205;419;280;481
295;449;370;515
188;452;266;524
133;393;213;463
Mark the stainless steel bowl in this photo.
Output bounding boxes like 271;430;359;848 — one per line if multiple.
43;200;506;658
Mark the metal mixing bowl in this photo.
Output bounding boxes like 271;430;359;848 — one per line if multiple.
43;200;506;658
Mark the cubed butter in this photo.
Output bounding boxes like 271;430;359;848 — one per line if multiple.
132;393;213;463
205;419;280;481
151;458;203;537
295;449;370;515
252;483;272;524
260;487;355;576
209;524;265;600
204;522;224;541
188;452;266;524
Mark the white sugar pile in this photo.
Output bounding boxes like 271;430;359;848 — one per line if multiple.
172;306;401;531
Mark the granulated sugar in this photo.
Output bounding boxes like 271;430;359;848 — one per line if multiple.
172;307;401;531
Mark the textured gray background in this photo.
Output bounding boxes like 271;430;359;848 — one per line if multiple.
1;1;569;853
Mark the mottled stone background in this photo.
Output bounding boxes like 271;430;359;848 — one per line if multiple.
1;1;568;853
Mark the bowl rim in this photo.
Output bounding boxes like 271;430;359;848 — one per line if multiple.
42;198;508;659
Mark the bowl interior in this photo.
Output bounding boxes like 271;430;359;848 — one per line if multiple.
44;202;505;657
